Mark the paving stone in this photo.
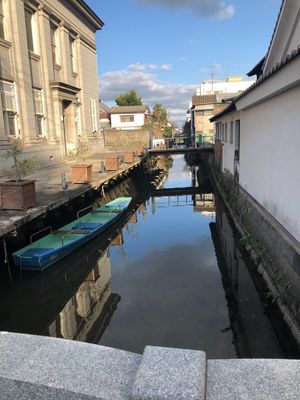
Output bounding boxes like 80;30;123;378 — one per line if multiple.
207;359;300;400
0;332;142;400
132;345;206;400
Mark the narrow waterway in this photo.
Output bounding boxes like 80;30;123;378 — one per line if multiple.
0;155;299;358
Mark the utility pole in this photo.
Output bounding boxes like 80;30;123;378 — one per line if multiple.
211;65;214;93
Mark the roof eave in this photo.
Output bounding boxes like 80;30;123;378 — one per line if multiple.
210;103;237;122
67;0;104;30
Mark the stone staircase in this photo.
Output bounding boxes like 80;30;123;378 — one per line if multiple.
0;332;300;399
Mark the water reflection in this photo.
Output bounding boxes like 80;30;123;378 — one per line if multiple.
0;155;299;358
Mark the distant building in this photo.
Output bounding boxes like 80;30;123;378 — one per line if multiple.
196;76;255;96
110;105;151;130
99;101;111;131
0;0;104;168
190;93;236;146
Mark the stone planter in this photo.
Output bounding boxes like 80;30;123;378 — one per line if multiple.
135;147;144;157
71;164;93;184
105;157;119;171
0;180;36;210
124;152;134;163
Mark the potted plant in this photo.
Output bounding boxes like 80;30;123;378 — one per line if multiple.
0;142;38;210
68;142;92;184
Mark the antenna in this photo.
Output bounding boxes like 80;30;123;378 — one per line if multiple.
211;65;214;93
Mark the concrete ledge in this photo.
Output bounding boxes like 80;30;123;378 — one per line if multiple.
132;346;207;400
207;359;300;400
0;332;142;400
0;377;96;400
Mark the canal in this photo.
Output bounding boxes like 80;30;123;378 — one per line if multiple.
0;155;299;358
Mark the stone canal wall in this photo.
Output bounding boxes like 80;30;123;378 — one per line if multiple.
210;168;300;346
0;332;299;400
104;128;151;151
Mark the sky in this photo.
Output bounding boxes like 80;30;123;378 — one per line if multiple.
85;0;282;126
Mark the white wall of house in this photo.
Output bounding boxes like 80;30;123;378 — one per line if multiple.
217;112;240;176
110;113;145;130
238;84;300;242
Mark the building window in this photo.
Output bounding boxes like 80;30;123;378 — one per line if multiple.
195;110;213;116
0;80;18;136
50;23;60;65
69;36;76;73
120;115;134;123
0;0;5;39
34;89;44;136
230;121;234;144
90;99;97;132
235;119;240;161
25;8;35;52
225;123;228;142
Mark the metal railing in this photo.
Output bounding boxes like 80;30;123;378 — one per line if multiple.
30;226;53;244
77;205;94;219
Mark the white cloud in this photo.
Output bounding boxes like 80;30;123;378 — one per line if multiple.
161;64;173;71
100;65;196;126
128;63;173;72
137;0;235;20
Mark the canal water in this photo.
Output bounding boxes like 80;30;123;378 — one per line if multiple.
0;155;299;358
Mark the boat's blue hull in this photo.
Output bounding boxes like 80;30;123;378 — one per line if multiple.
12;197;132;271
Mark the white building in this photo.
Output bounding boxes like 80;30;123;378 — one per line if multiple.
211;0;300;243
110;105;151;130
196;76;254;96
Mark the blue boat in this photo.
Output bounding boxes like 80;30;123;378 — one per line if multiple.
12;197;132;271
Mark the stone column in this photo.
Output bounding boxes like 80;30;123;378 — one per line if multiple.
9;0;38;144
36;4;58;144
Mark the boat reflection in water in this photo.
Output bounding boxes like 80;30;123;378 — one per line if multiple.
0;211;137;344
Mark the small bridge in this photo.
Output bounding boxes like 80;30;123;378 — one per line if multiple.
151;186;212;197
148;146;213;156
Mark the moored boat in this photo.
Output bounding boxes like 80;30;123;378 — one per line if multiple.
12;197;132;271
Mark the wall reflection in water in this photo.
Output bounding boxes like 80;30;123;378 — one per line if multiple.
211;192;299;358
55;250;115;342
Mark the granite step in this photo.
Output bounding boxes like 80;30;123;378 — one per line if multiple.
0;332;142;400
207;359;300;400
131;345;207;400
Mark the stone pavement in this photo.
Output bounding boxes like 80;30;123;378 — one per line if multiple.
0;151;142;237
0;332;300;400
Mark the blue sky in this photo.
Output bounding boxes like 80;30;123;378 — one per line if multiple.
85;0;281;125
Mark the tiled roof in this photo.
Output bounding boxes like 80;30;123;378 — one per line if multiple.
237;46;300;102
247;57;265;77
110;105;150;114
210;45;300;122
99;101;111;113
210;102;237;122
262;0;286;72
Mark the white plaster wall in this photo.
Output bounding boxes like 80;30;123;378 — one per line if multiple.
111;113;145;130
219;113;240;175
239;84;300;242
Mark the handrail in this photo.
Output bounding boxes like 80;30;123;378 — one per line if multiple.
30;226;52;244
61;229;88;246
77;205;94;219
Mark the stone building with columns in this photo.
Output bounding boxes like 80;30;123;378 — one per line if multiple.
0;0;104;168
